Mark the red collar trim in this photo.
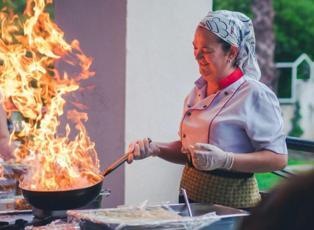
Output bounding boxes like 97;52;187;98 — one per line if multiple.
218;68;243;89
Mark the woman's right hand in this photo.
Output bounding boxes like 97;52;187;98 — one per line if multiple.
127;137;160;163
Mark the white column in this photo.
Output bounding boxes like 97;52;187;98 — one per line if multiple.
125;0;212;204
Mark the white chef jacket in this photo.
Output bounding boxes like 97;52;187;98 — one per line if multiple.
179;75;288;155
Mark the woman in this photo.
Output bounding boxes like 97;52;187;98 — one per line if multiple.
127;10;288;209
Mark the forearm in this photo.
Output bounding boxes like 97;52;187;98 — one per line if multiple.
231;150;288;173
155;140;188;165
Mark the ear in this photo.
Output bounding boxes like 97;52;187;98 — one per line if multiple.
228;46;239;61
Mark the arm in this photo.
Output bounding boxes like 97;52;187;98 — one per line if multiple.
231;150;287;173
191;143;287;173
234;89;288;172
127;138;189;165
155;140;188;165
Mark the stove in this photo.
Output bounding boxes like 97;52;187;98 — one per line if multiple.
0;205;75;229
0;210;32;229
0;190;110;229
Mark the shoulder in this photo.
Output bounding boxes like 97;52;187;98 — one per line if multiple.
242;77;273;94
241;77;279;102
238;77;282;117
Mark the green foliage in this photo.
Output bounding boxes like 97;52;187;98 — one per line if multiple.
289;101;304;137
0;0;54;18
213;0;314;62
297;60;311;80
256;158;313;191
277;67;292;98
213;0;253;18
274;0;314;61
0;0;27;14
255;172;282;191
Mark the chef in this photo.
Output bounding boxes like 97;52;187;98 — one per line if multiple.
127;10;288;209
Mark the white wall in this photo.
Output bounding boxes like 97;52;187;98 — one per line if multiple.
281;105;294;135
125;0;212;204
297;81;314;139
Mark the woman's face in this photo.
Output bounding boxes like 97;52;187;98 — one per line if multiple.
193;27;230;81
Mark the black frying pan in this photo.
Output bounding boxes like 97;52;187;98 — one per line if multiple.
20;153;129;210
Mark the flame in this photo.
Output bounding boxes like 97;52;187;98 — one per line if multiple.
0;0;102;191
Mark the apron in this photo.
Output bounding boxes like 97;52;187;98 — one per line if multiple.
180;165;261;209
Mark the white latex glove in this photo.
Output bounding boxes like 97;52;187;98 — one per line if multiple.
189;143;234;171
127;138;160;163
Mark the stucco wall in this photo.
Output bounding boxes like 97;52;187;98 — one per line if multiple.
55;0;127;208
125;0;212;205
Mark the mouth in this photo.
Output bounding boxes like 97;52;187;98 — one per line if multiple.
199;64;209;70
198;61;208;67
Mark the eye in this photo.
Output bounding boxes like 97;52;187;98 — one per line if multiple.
202;48;213;54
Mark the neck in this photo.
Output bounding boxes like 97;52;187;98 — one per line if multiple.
218;66;237;81
205;67;236;95
206;80;220;95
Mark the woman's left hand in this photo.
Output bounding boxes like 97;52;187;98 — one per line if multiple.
189;143;234;171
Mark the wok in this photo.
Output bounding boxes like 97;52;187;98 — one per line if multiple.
20;153;129;210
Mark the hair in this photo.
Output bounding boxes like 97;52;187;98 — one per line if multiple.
215;36;238;67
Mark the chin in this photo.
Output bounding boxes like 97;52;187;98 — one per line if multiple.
199;66;210;75
200;70;211;78
199;69;206;76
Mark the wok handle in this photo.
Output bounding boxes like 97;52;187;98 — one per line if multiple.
101;153;129;177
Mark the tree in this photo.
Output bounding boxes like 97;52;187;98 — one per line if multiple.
213;0;277;91
252;0;277;92
273;0;314;61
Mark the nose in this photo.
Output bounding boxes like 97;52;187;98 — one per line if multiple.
194;49;203;60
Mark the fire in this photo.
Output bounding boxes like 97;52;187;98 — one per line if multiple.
0;0;103;191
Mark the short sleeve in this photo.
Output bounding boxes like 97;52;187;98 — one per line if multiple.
178;94;189;138
244;89;287;154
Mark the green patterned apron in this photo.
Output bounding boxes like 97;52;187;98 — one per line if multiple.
180;165;261;208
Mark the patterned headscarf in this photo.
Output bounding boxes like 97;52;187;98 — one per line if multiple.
199;10;261;80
